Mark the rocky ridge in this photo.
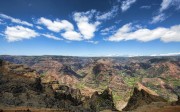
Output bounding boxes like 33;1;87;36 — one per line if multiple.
0;59;117;112
0;55;180;111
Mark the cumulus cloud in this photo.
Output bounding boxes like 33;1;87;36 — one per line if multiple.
37;17;74;32
42;33;62;40
0;14;33;27
107;23;180;42
96;5;119;20
37;17;83;41
4;26;39;42
150;13;166;24
61;30;82;41
121;0;136;12
73;11;100;39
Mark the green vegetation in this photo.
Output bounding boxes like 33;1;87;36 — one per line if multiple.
117;70;142;86
147;65;169;78
160;76;180;87
172;80;180;86
112;92;123;101
126;77;139;86
166;77;180;87
124;76;140;87
40;72;46;78
117;70;126;76
136;69;147;76
75;82;85;89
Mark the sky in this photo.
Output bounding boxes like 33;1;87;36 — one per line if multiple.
0;0;180;56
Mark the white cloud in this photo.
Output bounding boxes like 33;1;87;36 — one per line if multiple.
173;0;180;9
37;17;74;32
151;52;180;56
38;15;100;41
4;26;39;42
140;5;151;9
101;32;108;36
160;0;180;12
160;52;180;56
42;33;62;40
61;30;82;41
0;14;33;27
107;23;180;42
121;0;136;12
100;25;116;35
36;26;43;30
73;11;100;39
96;6;119;20
152;0;180;24
101;26;116;32
160;0;172;12
150;13;166;24
86;40;99;44
115;20;122;24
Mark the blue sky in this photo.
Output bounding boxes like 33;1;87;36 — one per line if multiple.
0;0;180;56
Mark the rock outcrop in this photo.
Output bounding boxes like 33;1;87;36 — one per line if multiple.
0;60;118;111
175;96;180;105
83;88;117;111
122;87;166;111
1;56;180;111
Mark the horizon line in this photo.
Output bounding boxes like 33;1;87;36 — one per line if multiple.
0;54;179;58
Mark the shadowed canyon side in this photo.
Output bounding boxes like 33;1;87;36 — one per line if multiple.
122;86;166;111
0;59;118;112
0;56;180;112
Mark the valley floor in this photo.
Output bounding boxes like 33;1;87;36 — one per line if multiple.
134;105;180;112
0;107;68;112
1;105;180;112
